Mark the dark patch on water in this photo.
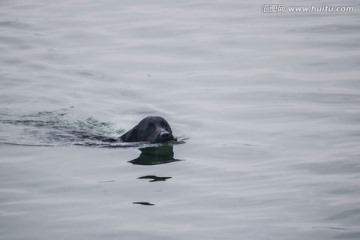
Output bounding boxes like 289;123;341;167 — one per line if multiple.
133;202;155;206
312;226;348;231
138;175;172;182
128;145;182;165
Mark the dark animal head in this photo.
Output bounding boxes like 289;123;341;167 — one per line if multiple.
120;116;175;143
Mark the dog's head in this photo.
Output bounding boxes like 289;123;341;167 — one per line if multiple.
120;116;175;143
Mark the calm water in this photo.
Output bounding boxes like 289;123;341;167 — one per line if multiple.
1;0;360;239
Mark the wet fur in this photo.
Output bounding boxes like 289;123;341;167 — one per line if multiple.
120;116;175;143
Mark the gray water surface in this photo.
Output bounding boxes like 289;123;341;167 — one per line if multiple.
1;0;360;239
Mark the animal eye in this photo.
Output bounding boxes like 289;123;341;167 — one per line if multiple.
161;121;169;129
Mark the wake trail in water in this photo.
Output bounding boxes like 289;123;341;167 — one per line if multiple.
0;108;127;147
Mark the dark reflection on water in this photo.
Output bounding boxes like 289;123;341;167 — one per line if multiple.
129;145;181;166
133;202;155;206
138;175;172;182
131;145;180;206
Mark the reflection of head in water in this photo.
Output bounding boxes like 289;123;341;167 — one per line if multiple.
128;145;181;165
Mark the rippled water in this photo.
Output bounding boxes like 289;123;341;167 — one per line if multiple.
1;0;360;239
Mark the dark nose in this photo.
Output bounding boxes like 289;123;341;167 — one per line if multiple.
160;132;171;141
